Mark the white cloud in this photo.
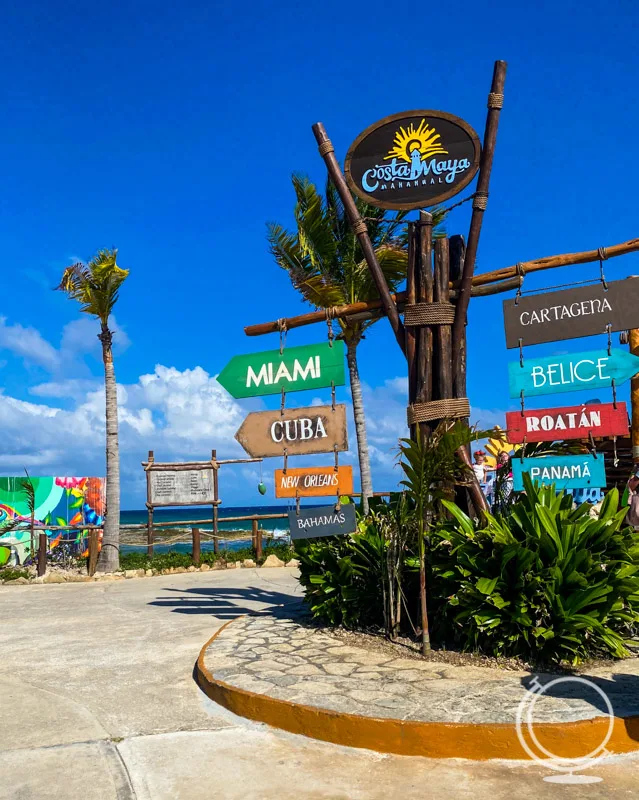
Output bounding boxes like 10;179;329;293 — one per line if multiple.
60;315;131;359
30;379;100;399
0;316;60;371
0;364;248;506
0;314;130;377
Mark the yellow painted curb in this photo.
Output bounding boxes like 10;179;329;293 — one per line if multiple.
196;619;639;760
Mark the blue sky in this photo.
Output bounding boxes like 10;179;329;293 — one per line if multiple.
1;0;638;507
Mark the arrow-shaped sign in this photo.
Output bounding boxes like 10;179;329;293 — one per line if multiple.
217;341;345;399
235;404;348;458
512;454;606;492
508;349;639;398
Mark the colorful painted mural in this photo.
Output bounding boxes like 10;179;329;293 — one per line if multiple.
0;476;105;566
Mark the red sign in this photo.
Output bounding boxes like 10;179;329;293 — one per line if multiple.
506;402;628;444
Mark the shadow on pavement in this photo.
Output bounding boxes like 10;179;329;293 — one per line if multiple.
521;672;639;742
148;585;304;619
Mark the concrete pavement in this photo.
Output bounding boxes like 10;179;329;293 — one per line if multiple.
2;568;639;799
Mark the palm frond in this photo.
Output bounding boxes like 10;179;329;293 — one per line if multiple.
55;248;128;325
21;470;35;515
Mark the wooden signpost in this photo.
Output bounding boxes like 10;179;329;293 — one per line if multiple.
344;110;481;211
149;468;215;506
217;341;345;398
512;454;606;492
142;450;261;557
506;402;629;443
274;466;354;498
508;349;639;398
234;404;348;458
288;503;357;540
503;278;639;348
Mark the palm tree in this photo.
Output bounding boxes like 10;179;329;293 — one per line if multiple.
268;174;444;513
56;249;129;572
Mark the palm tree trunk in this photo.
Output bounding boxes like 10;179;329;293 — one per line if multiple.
97;325;120;572
345;340;373;514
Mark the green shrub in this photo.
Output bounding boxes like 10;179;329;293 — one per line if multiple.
118;542;294;572
295;498;413;629
429;474;639;664
0;567;30;582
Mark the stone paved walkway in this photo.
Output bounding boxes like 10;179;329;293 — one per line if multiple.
203;612;639;724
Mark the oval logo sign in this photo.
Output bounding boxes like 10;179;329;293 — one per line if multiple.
344;110;481;211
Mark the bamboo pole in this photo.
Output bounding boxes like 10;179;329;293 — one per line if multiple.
192;527;201;565
414;211;433;655
449;236;467;404
433;238;452;401
312;122;406;355
415;211;434;441
146;450;154;558
243;237;639;338
406;222;418;435
469;238;639;288
88;530;99;577
451;60;507;363
37;533;47;577
212;449;220;555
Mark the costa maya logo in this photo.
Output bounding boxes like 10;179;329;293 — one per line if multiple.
345;110;481;211
362;119;471;193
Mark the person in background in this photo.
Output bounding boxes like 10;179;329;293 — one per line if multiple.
472;450;494;506
494;451;514;513
625;470;639;530
472;450;488;483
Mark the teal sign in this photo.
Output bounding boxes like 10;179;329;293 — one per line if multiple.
217;341;345;398
508;348;639;398
512;454;606;491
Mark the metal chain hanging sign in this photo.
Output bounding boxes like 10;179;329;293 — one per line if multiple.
344;110;481;211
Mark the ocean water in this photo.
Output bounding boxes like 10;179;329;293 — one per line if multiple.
119;504;319;555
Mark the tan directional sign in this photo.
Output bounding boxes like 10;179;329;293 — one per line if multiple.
234;404;348;458
274;466;354;498
503;278;639;348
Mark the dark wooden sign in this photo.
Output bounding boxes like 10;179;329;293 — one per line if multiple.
234;404;348;458
506;402;628;444
344;110;481;211
274;466;354;498
288;503;357;540
503;278;639;349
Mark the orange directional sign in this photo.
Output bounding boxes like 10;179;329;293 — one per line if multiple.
274;466;354;498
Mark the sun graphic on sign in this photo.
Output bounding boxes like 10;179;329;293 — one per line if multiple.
484;427;515;468
384;119;449;164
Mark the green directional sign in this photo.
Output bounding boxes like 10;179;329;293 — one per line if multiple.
217;341;345;398
508;348;639;398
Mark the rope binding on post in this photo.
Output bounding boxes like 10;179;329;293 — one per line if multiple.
473;191;489;210
404;302;455;326
318;140;334;157
488;92;504;109
407;398;470;425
